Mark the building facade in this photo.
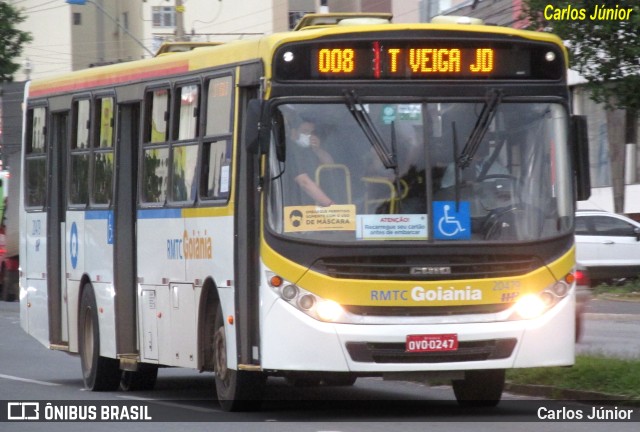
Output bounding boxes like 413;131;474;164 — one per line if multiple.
437;0;640;216
11;1;426;81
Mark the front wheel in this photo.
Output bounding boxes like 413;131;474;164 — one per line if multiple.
452;369;505;407
213;305;265;411
78;285;121;391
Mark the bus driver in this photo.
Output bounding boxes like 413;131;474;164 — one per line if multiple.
287;115;336;207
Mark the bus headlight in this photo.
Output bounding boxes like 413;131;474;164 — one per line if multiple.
513;294;547;319
511;273;573;320
281;284;299;300
316;299;344;322
267;272;344;322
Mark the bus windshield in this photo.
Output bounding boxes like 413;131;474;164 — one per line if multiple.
267;100;573;243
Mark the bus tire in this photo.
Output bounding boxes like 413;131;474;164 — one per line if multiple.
213;305;265;411
452;369;505;407
79;285;121;391
120;363;158;391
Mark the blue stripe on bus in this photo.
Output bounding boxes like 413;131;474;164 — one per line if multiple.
137;208;183;219
85;210;112;220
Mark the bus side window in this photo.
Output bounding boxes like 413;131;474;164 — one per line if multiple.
92;97;114;206
25;106;47;209
205;76;232;136
145;87;170;144
169;84;199;204
174;84;199;141
200;141;230;201
142;147;169;204
171;143;198;202
93;152;114;205
200;74;233;202
70;99;91;206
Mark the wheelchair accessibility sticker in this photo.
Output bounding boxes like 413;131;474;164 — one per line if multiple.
433;201;471;240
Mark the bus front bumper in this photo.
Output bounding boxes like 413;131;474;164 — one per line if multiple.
259;294;575;373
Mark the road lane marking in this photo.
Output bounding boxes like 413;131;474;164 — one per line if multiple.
117;395;222;413
0;373;61;386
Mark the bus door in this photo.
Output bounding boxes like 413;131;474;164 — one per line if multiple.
113;102;140;358
47;110;69;347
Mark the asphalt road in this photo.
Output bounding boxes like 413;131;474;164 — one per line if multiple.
1;298;639;431
578;297;640;359
585;297;640;316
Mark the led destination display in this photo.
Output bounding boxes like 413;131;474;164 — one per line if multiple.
275;39;563;81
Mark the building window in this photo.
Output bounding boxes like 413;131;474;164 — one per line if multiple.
152;6;176;28
122;12;129;31
73;12;81;25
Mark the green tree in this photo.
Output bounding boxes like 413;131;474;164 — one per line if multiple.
522;0;640;212
0;1;32;81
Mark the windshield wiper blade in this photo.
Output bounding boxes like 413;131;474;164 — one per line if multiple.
456;89;502;169
344;90;397;169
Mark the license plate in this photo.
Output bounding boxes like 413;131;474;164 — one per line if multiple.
406;334;458;353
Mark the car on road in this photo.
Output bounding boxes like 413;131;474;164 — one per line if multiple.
575;209;640;285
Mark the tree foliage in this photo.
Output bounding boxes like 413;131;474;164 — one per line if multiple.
522;0;640;111
0;2;32;82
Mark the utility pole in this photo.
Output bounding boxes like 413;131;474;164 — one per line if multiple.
175;0;186;41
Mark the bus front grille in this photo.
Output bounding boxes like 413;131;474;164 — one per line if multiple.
346;339;517;364
312;255;540;281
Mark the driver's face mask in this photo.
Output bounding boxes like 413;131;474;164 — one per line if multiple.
296;133;312;148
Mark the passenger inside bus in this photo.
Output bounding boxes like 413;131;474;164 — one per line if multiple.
286;114;337;207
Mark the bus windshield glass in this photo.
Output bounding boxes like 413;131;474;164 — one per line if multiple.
267;101;573;243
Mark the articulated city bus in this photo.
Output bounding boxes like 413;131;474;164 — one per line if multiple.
20;13;590;411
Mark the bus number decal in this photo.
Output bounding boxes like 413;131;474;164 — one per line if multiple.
31;219;42;236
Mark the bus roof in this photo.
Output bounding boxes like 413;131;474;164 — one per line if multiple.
28;18;567;99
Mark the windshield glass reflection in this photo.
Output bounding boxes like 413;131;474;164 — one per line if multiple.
267;101;573;243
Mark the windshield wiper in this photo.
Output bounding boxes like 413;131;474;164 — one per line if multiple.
456;89;502;169
343;90;397;170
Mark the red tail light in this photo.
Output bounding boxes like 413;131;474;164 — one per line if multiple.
574;269;590;286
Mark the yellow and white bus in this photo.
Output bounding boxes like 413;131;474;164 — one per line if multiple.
20;13;590;411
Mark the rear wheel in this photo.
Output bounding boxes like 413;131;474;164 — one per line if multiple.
213;305;265;411
78;285;121;391
452;369;505;407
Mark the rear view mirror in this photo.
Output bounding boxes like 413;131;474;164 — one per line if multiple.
571;115;591;201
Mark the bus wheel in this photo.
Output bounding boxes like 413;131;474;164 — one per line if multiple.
120;364;158;391
79;285;121;391
213;305;265;411
452;369;505;407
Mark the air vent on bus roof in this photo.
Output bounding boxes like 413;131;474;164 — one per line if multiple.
155;42;224;57
293;13;392;31
431;15;484;25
